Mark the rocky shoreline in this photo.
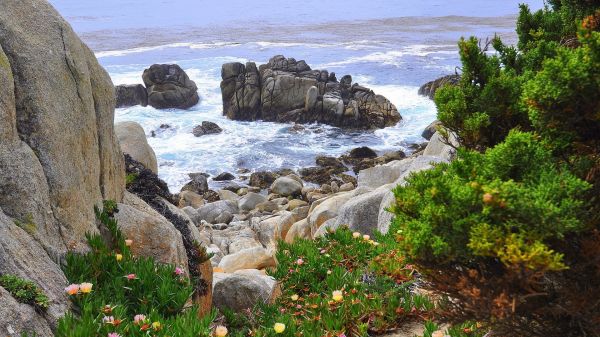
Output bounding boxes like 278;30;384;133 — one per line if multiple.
0;0;453;334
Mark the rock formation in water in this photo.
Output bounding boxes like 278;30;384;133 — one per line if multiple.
220;55;401;129
115;64;199;109
418;74;460;99
143;64;200;109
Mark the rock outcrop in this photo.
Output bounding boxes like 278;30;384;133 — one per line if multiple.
0;0;126;333
192;121;223;137
418;74;460;99
221;55;401;129
115;84;148;108
143;64;199;109
115;121;158;173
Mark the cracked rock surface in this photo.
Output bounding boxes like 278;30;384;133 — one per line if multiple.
221;55;401;129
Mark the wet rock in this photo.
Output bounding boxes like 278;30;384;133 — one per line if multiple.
249;171;279;189
214;172;235;181
181;173;209;195
421;120;442;140
143;64;200;109
418;74;460;99
115;84;148;107
349;146;378;159
193;121;223;137
220;55;401;129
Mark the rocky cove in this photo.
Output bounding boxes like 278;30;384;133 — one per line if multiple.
0;0;542;336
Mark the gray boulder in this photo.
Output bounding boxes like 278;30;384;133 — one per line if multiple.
238;192;268;212
181;173;209;195
115;121;158;173
334;185;392;235
192;121;223;137
212;273;275;312
421;120;442;140
418;74;460;99
142;64;199;109
115;84;148;107
271;176;303;197
196;200;239;224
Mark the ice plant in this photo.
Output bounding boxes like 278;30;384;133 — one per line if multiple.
115;254;123;262
174;267;184;276
332;290;343;302
126;274;137;280
79;282;93;294
273;323;286;333
64;284;79;295
152;321;161;331
362;234;370;241
291;294;299;301
296;258;304;265
214;325;228;337
133;314;146;325
108;333;121;337
103;316;115;325
352;232;360;238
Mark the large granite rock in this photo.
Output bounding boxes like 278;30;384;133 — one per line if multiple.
221;55;401;129
115;192;189;270
115;84;148;108
418;74;460;99
0;0;125;256
212;273;276;313
115;121;158;173
0;209;69;334
142;64;199;109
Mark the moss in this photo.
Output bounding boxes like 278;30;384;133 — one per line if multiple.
14;214;37;235
0;274;49;311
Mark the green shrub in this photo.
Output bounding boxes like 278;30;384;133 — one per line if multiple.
223;228;433;337
57;203;215;337
0;274;49;311
391;131;590;271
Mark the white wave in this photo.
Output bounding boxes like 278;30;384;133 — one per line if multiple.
318;45;457;68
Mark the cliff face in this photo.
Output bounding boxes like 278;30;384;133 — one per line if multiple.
0;0;126;333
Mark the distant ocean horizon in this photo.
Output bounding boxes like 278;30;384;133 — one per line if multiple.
50;0;544;191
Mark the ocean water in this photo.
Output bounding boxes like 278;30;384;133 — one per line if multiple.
50;0;543;191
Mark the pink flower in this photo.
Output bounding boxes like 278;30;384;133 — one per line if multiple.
296;258;304;265
108;333;121;337
64;284;79;295
125;274;137;280
133;314;146;325
339;334;347;337
174;267;184;276
103;316;115;325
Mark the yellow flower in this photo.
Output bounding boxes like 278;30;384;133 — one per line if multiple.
115;254;123;261
332;290;343;302
327;270;332;275
151;321;161;331
125;239;133;247
362;234;370;241
291;294;299;301
79;282;93;294
214;325;228;337
273;323;286;333
352;232;360;238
